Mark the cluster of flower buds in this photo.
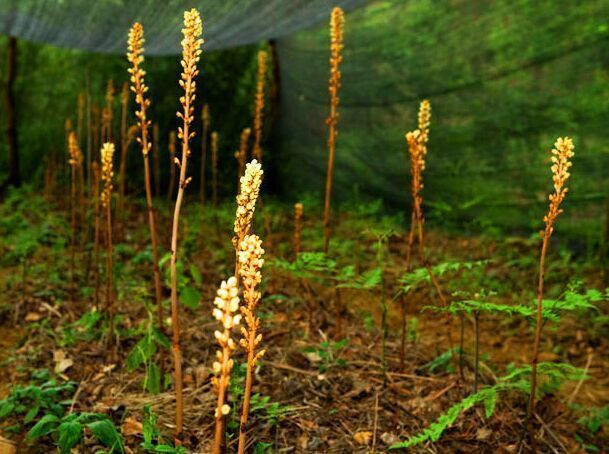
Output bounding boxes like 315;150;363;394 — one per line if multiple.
67;132;83;167
543;137;575;235
100;143;115;208
211;276;240;417
238;235;266;361
233;160;264;241
127;22;152;156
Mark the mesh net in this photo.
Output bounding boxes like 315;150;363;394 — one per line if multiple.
0;0;366;54
274;0;609;237
2;1;609;239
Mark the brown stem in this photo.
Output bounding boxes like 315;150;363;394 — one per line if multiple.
200;117;208;203
144;156;163;333
92;168;101;311
322;113;336;255
238;331;257;453
528;227;550;424
70;165;77;301
213;344;230;454
105;199;114;351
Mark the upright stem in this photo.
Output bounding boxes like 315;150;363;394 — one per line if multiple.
105;200;114;348
143;155;163;333
200;112;208;204
70;165;77;301
528;227;550;419
213;343;231;453
238;330;257;453
473;311;480;393
93;167;101;311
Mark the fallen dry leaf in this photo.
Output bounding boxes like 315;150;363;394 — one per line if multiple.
476;427;492;440
381;432;400;446
25;312;42;322
353;431;373;445
0;436;16;454
122;417;143;437
53;350;73;374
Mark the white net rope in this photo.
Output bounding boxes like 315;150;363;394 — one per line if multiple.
0;0;367;54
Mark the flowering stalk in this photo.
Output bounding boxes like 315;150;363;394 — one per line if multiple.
211;131;219;207
322;7;345;254
235;127;251;185
233;160;264;280
92;161;101;310
169;9;203;441
67;132;83;300
200;103;210;203
127;22;164;336
251;50;267;162
529;137;575;418
102;80;115;143
402;101;452;370
237;234;265;454
100;143;115;346
293;202;303;256
211;277;241;454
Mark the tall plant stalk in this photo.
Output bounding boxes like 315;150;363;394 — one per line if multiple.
100;143;115;347
67;132;83;301
211;131;219;208
251;51;267;162
211;277;241;454
235;127;251;185
127;22;164;335
92;162;101;310
528;137;575;421
293;202;303;257
169;9;203;441
322;7;344;254
403;101;454;368
237;235;265;454
200;104;210;203
117;83;129;224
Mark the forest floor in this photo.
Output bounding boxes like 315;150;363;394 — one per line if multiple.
1;187;609;453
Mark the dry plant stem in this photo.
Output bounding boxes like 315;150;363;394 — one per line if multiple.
117;83;129;224
322;7;344;254
293;202;303;257
200;104;209;203
251;51;267;162
170;10;203;441
528;137;574;426
67;132;83;301
211;131;218;207
235;127;251;186
92;163;101;310
100;143;115;350
473;311;480;393
128;22;163;334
